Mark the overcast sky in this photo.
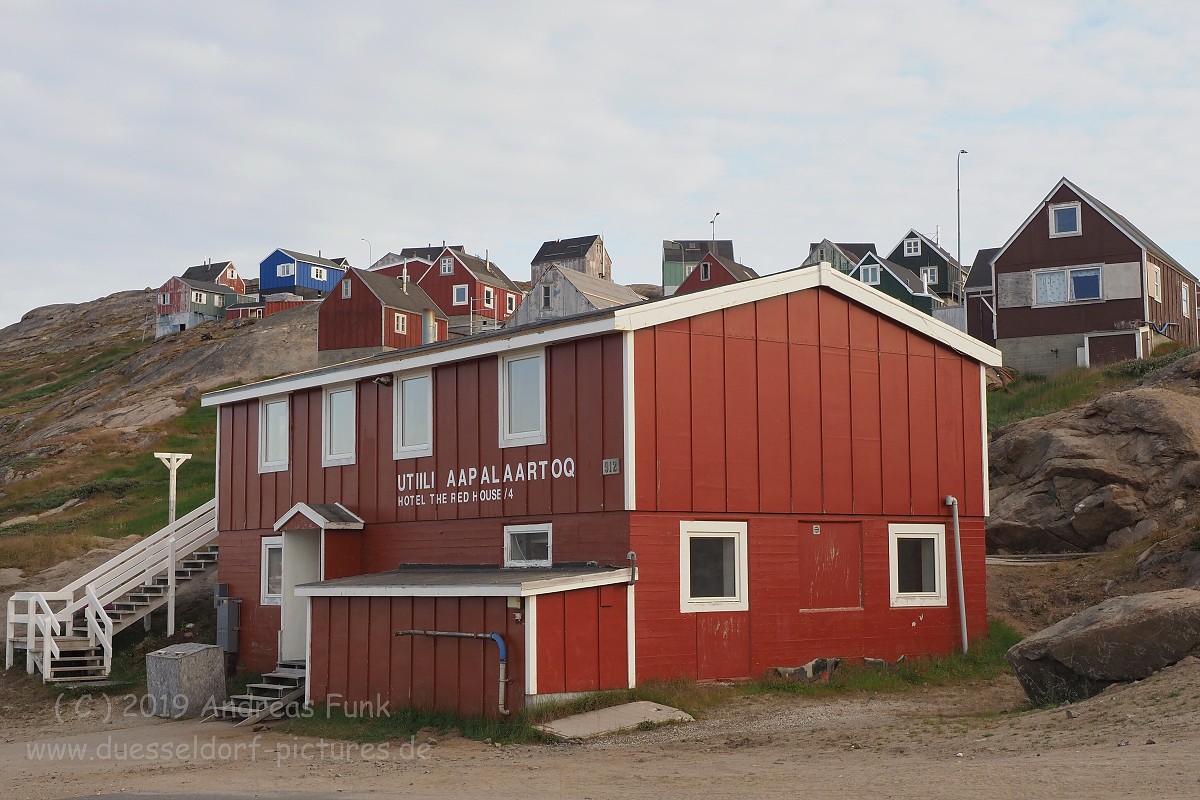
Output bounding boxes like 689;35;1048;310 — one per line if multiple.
2;1;1197;328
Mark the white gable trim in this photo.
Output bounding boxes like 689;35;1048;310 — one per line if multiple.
273;502;365;532
204;264;1001;407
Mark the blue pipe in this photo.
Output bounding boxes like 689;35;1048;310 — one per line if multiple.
395;629;510;715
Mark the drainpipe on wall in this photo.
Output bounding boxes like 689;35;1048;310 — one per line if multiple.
394;629;509;715
944;496;968;654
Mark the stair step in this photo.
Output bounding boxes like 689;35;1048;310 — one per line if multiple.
245;683;293;697
278;659;307;669
228;695;272;708
48;664;108;674
263;668;307;681
44;673;110;684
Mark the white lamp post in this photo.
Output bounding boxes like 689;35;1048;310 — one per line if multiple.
153;452;191;636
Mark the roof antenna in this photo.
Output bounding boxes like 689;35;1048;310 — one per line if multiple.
402;265;409;294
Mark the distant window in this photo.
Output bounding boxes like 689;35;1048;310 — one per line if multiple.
440;256;455;275
904;238;921;257
312;266;327;282
277;262;296;278
679;521;748;613
213;295;225;308
1150;264;1162;302
889;524;947;607
1183;282;1191;318
322;383;356;467
252;308;264;319
261;536;283;605
453;284;468;305
394;312;407;334
1033;265;1102;305
818;247;826;261
1049;201;1082;238
159;293;170;306
700;262;711;281
499;350;545;448
228;267;238;280
483;286;495;308
259;396;289;473
393;371;432;459
541;285;551;309
191;290;206;304
505;523;552;567
860;264;880;285
920;266;938;287
341;279;352;299
506;293;517;314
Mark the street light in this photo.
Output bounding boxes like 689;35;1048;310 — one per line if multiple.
710;212;720;250
361;237;373;269
957;150;968;296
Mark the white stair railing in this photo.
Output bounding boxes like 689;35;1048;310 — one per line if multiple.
4;497;217;680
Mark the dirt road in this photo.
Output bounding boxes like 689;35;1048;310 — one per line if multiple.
5;659;1199;800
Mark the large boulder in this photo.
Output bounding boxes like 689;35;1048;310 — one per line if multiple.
988;384;1200;552
1005;588;1200;705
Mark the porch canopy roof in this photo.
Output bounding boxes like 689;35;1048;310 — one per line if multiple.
295;565;633;598
274;502;365;532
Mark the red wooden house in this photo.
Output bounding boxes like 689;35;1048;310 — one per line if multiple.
201;263;1000;718
316;269;449;366
376;246;523;335
674;252;759;295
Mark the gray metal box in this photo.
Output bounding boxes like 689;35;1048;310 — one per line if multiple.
145;643;226;719
216;595;240;653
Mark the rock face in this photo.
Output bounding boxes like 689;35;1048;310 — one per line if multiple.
1005;588;1200;705
988;370;1200;552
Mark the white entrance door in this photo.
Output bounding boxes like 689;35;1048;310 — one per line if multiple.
281;529;321;663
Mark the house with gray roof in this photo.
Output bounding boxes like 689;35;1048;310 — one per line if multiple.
507;265;645;328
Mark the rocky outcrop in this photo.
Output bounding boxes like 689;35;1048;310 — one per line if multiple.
1006;589;1200;705
988;374;1200;552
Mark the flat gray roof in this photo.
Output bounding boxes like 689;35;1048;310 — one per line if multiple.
296;565;633;598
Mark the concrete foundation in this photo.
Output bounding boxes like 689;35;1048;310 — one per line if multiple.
145;643;227;719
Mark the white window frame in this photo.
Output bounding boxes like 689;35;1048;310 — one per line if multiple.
860;264;880;285
453;284;469;306
483;286;495;308
498;349;546;448
700;261;711;281
506;293;517;314
322;382;357;467
258;395;290;473
679;521;749;613
191;290;206;304
252;308;264;319
504;523;552;567
341;279;352;299
1150;264;1162;302
904;238;921;257
440;256;455;275
214;294;225;308
920;266;938;287
228;267;238;280
312;266;328;282
888;523;948;608
1049;201;1082;238
277;262;295;278
1032;265;1103;306
1183;282;1190;318
260;535;284;606
393;370;433;459
541;285;551;309
158;293;170;306
394;312;407;334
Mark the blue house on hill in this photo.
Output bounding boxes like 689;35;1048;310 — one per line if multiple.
259;248;349;299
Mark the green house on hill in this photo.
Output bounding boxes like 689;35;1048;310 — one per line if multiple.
849;252;944;315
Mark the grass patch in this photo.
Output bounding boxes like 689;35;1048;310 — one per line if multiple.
0;531;99;574
0;341;143;410
988;369;1124;431
284;620;1023;744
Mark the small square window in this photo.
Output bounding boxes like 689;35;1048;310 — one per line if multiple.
1070;266;1101;301
920;266;938;287
679;521;748;613
341;279;352;299
483;286;495;308
394;371;432;459
214;295;225;308
192;290;206;304
312;266;327;282
904;238;921;257
159;293;170;306
860;264;880;285
499;350;545;448
1049;201;1082;238
440;257;455;275
278;262;296;277
322;383;356;467
259;396;289;473
889;523;947;607
394;312;407;334
506;293;517;314
453;285;469;306
261;536;283;606
504;523;552;567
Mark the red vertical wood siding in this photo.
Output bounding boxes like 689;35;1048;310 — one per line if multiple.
309;594;526;717
534;586;628;695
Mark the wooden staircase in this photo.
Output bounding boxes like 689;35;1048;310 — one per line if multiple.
210;660;306;725
6;499;219;683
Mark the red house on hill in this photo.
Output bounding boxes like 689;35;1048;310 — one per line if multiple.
317;269;449;366
674;252;759;295
376;246;523;336
201;263;1000;718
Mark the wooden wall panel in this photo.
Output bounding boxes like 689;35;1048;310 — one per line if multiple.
819;344;853;514
563;589;600;692
724;336;759;511
689;332;726;513
634;329;659;511
654;327;693;511
850;349;883;515
601;335;626;510
573;339;602;512
756;339;790;513
906;332;939;516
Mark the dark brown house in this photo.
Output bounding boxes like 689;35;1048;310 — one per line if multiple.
992;178;1197;375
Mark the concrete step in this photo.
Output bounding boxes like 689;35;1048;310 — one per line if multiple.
263;669;307;683
245;683;294;698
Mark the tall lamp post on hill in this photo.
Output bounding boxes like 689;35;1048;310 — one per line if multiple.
957;149;968;295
